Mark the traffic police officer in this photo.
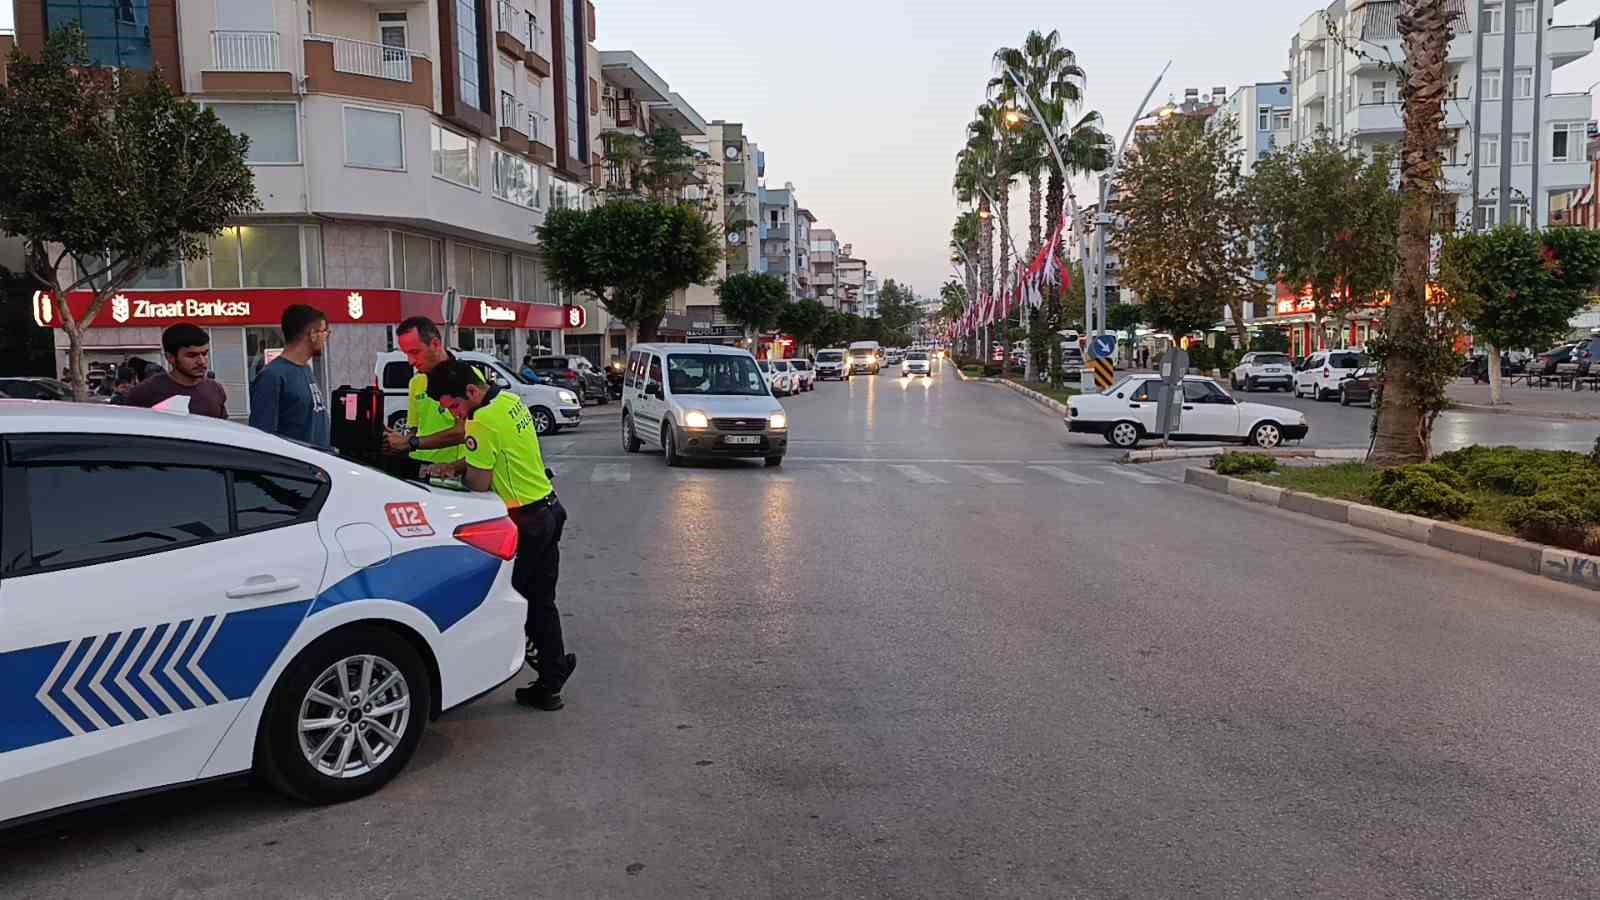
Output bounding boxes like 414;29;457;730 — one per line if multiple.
423;358;576;710
383;317;482;473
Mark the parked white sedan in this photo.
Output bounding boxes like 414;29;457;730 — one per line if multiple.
757;359;799;396
1065;374;1310;449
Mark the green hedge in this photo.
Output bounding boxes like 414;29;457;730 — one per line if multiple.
1213;452;1279;476
1370;464;1475;520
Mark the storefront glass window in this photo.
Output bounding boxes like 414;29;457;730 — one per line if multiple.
211;228;244;288
528;329;555;356
240;225;303;287
246;327;287;383
491;252;511;300
303;225;323;287
183;252;211;289
452;243;511;298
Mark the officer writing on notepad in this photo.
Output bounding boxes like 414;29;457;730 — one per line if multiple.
421;358;576;711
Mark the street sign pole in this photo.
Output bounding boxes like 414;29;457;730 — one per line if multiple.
1156;347;1188;448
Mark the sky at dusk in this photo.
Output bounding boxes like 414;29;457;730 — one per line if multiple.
7;1;1600;297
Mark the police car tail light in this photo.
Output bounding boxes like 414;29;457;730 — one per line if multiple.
454;517;519;560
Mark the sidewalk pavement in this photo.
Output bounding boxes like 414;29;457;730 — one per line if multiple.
1446;378;1600;421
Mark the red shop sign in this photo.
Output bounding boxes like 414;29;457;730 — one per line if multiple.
41;289;444;328
458;297;573;330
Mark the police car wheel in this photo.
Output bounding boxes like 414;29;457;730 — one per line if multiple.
257;626;431;805
387;411;407;430
530;406;555;436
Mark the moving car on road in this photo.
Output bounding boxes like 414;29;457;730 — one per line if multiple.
815;349;848;380
1065;374;1309;450
527;355;609;405
885;348;905;367
848;341;883;376
902;350;932;377
378;351;581;436
756;359;799;396
621;343;788;467
1339;369;1381;407
1293;350;1367;401
0;401;528;826
789;358;816;392
1229;353;1295;392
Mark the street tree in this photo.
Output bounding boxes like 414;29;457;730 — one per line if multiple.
1440;224;1600;404
876;279;922;345
716;272;789;354
1248;131;1401;355
540;199;721;345
1372;0;1462;464
1106;302;1143;365
598;126;712;206
1114;115;1257;350
777;298;829;352
0;27;258;399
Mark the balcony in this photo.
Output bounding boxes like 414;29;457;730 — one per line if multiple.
499;91;530;152
1545;91;1592;123
304;36;432;108
528;109;554;163
495;0;527;59
524;17;551;77
1547;24;1595;70
1299;70;1327;105
204;30;293;93
1352;101;1403;134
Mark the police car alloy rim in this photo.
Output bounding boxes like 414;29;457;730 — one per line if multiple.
298;654;412;779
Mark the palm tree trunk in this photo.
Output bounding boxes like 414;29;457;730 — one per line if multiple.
997;191;1013;378
1024;171;1043;382
980;195;994;366
1045;171;1066;386
1372;0;1451;465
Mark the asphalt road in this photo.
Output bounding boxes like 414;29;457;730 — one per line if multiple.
8;362;1600;896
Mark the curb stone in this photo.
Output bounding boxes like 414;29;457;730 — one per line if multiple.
1448;401;1600;423
1183;467;1600;590
1123;447;1367;464
968;375;1070;415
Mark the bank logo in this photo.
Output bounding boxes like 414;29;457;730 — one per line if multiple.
110;293;131;324
31;290;52;327
347;291;365;321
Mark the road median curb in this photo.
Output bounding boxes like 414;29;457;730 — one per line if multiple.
968;375;1069;415
1124;447;1367;464
1183;466;1597;589
1447;401;1600;422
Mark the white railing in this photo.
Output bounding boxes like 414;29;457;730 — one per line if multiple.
497;0;519;34
308;34;426;82
210;30;280;71
527;17;547;56
500;91;527;132
528;109;551;144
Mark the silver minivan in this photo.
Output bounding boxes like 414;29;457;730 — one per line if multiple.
620;343;789;467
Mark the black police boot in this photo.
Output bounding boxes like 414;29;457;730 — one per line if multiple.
515;653;576;711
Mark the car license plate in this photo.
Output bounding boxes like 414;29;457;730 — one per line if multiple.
1266;368;1284;373
725;435;760;445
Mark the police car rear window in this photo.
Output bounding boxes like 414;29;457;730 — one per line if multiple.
25;464;231;570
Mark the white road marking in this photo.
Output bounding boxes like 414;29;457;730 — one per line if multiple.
1100;465;1165;485
822;464;873;483
889;464;949;484
961;465;1024;485
590;463;631;483
1028;465;1102;485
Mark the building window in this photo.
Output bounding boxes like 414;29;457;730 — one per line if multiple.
1482;3;1504;34
563;0;587;164
391;231;444;292
1513;2;1536;34
43;0;153;69
1513;67;1533;100
185;225;318;289
1257;105;1270;131
431;123;479;188
1448;68;1461;100
1272;109;1290;131
1551;121;1586;162
516;255;544;303
456;0;484;110
1509;200;1530;226
207;102;300;163
344;105;405;170
1480;133;1500;166
453;243;512;298
491;149;540;208
1368;80;1389;104
1512;133;1531;164
1480;69;1501;102
1477;203;1499;230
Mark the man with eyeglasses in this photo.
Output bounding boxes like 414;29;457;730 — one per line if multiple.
248;303;332;447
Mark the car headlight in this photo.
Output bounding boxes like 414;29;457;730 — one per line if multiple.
557;390;578;404
769;413;787;429
684;410;709;429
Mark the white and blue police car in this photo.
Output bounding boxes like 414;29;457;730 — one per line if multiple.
0;400;527;826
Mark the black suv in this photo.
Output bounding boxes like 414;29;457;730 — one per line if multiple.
530;355;609;404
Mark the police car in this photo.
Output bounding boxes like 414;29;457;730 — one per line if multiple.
0;401;527;826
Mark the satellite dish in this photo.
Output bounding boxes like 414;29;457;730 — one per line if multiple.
724;145;740;161
727;231;743;245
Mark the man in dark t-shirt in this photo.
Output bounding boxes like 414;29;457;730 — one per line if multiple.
123;323;228;418
249;304;331;447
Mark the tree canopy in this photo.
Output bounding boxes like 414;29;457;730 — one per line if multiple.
0;25;259;397
777;298;829;350
1441;224;1600;353
716;272;789;343
539;199;721;342
875;279;923;341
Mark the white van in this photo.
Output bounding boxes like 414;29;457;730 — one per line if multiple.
621;343;788;467
847;341;882;376
376;350;582;436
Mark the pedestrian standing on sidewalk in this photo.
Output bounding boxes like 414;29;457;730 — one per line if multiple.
123;323;229;417
249;304;331;447
422;358;576;711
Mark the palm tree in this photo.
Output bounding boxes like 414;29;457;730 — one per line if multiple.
991;30;1085;259
950;211;981;356
953;138;999;358
1372;0;1454;464
967;103;1021;374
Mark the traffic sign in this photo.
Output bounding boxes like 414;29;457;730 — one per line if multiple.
1090;334;1116;359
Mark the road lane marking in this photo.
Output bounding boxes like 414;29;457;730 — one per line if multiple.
889;464;949;484
822;464;873;483
1100;465;1164;485
590;463;630;483
960;465;1023;484
1028;465;1102;485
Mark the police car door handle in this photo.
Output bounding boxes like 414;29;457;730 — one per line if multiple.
226;576;302;599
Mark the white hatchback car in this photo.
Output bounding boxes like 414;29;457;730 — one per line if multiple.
0;401;526;826
1229;352;1296;392
1065;374;1310;449
1294;350;1368;401
902;350;932;377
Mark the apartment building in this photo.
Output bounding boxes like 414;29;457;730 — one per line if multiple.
810;228;840;309
12;0;602;415
1290;0;1593;231
759;181;815;302
796;208;817;299
861;273;880;318
683;121;761;338
1225;80;1294;175
836;248;867;316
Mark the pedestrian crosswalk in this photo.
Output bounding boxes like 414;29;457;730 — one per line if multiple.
542;457;1178;490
